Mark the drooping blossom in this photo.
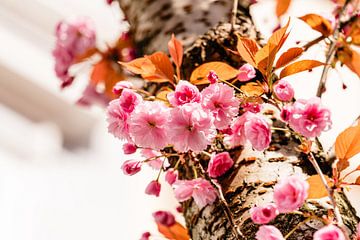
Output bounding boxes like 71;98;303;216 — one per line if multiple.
129;101;169;150
207;70;219;84
167;103;216;152
237;63;256;82
255;225;284;240
140;232;151;240
173;178;217;208
250;204;279;224
273;80;294;102
113;81;133;95
53;17;96;86
106;99;130;141
122;143;137;155
121;160;142;176
201;83;240;129
165;169;178;185
152;211;176;227
288;97;332;138
145;180;161;197
273;175;309;213
244;114;271;151
207;152;234;178
167;80;201;107
118;89;142;113
313;225;345;240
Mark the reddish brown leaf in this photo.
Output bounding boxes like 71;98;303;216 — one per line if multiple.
335;120;360;162
190;62;240;85
307;174;331;199
299;14;333;36
336;159;350;173
279;60;324;79
236;36;259;67
240;82;265;97
144;52;175;82
276;0;291;18
275;47;304;69
157;222;190;240
168;34;184;69
356;176;360;185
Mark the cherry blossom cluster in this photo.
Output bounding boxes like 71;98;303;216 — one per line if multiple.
52;17;96;88
251;175;349;240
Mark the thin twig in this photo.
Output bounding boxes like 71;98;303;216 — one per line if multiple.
316;1;351;97
231;0;239;31
196;160;244;239
302;36;326;51
285;217;311;239
308;152;350;240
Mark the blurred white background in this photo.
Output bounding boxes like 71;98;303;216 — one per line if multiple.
0;0;359;239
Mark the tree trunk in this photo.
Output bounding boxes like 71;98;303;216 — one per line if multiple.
117;1;359;239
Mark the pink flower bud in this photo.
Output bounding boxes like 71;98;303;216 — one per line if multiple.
152;211;175;227
237;63;256;82
122;143;137;155
145;180;161;197
274;80;294;102
176;205;183;213
207;152;234;178
113;81;133;95
121;160;142;176
313;225;345;240
280;105;291;122
140;232;150;240
250;204;279;224
207;70;219;84
273;175;309;213
165;169;178;185
255;225;284;240
119;89;142;113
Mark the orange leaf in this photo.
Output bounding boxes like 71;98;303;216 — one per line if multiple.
299;14;333;36
236;36;259;67
356;176;360;185
275;47;303;69
157;222;190;240
344;49;360;77
307;174;331;199
336;159;350;173
276;0;291;18
190;62;240;85
156;87;173;105
74;47;98;63
168;34;184;69
255;20;290;76
240;82;265;97
279;60;324;79
335;120;360;162
91;60;112;85
119;57;152;75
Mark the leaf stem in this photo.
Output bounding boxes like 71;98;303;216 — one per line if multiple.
231;0;239;31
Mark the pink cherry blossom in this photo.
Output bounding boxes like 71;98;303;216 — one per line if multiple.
167;80;201;107
242;101;262;113
237;63;256;82
121;160;142;176
244;114;271;151
250;204;279;224
77;84;109;106
152;211;176;227
313;225;345;240
145;180;161;197
129;101;169;150
288;97;332;138
201;83;240;129
255;225;284;240
273;175;309;213
273;80;294;102
165;169;178;185
106;99;131;141
118;89;142;113
113;81;133;95
207;70;219;84
53;17;96;86
140;232;151;240
122;143;137;155
207;152;234;178
173;178;218;208
224;112;254;148
167;103;216;152
140;149;164;170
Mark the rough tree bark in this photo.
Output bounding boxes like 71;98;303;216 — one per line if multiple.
117;0;359;239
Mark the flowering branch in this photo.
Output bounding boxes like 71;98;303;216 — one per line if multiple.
308;152;350;240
